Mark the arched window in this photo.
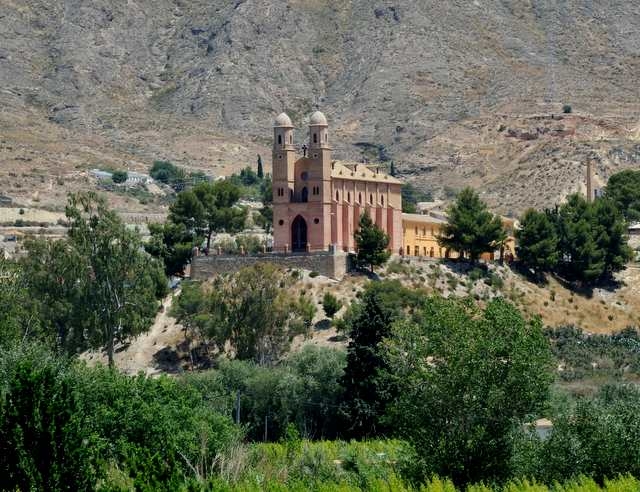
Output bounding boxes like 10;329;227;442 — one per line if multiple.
325;133;328;142
301;187;309;202
347;192;351;203
313;133;317;144
278;135;282;145
381;195;384;206
406;245;410;255
369;194;373;205
358;192;362;204
335;190;339;201
289;134;293;143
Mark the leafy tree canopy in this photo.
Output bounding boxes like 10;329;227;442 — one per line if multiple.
355;213;391;272
438;187;505;261
339;280;423;438
19;192;166;365
516;208;559;276
111;170;128;184
605;169;640;222
172;264;314;366
384;297;553;485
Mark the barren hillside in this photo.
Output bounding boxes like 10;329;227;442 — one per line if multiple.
2;1;640;212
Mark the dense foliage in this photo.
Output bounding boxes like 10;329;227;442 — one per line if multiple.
515;209;559;277
185;346;346;441
438;187;506;261
401;183;433;213
0;343;239;491
147;180;248;275
354;213;391;272
604;168;640;222
518;194;632;284
339;281;423;437
172;264;315;365
514;385;640;484
2;201;640;491
111;169;128;183
16;193;166;366
385;297;553;484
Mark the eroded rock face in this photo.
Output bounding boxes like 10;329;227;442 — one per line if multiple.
2;1;640;213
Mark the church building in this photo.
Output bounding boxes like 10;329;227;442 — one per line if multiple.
271;111;403;254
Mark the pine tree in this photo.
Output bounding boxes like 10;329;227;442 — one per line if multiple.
354;213;390;272
389;161;396;177
605;169;640;222
257;154;264;179
438;187;505;261
339;280;419;437
516;208;559;276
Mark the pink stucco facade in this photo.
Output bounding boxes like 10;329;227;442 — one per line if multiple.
271;111;403;254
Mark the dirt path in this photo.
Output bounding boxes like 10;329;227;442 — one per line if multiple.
83;290;185;375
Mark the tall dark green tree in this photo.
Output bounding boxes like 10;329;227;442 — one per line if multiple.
516;208;559;276
592;197;633;277
192;181;247;250
554;194;605;283
257;154;264;179
145;222;197;276
65;192;167;366
168;189;206;237
605;169;640;222
354;213;390;272
339;280;421;438
438;187;505;261
19;239;88;352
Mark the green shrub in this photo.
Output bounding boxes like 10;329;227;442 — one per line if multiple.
562;104;572;114
111;170;128;184
322;292;343;318
0;343;239;491
309;271;319;278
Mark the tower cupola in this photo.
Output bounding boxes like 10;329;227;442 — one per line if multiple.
308;110;329;150
274;112;294;150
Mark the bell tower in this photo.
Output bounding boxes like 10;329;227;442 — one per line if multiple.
272;112;296;204
307;110;332;204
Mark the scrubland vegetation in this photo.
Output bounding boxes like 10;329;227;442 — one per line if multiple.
2;172;640;490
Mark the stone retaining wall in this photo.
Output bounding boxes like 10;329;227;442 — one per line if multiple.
190;251;348;280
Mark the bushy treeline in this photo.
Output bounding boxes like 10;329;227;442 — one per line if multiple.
517;193;632;284
0;343;240;491
0;193;167;366
4;237;640;490
548;325;640;382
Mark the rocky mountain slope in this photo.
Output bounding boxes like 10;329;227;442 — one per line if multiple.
2;0;640;213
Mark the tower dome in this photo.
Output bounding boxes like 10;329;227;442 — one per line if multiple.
309;110;328;126
274;112;293;127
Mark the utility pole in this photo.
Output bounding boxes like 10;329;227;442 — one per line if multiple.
586;157;594;203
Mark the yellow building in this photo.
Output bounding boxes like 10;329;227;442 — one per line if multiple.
401;213;517;261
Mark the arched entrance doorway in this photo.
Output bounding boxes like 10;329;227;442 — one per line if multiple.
291;215;307;252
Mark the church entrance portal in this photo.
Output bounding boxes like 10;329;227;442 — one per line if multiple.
291;215;307;252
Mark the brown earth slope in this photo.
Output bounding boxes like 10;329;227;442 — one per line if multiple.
2;1;640;213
